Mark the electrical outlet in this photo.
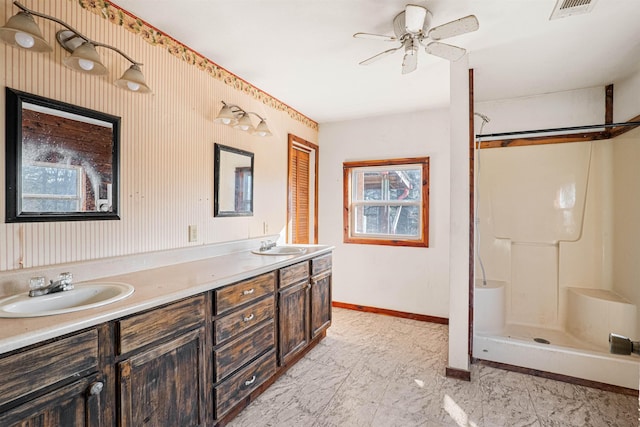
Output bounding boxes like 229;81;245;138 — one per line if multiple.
188;225;198;242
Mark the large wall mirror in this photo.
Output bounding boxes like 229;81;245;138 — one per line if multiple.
5;88;121;222
214;143;253;217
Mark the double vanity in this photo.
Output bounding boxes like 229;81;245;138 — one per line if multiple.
0;242;333;426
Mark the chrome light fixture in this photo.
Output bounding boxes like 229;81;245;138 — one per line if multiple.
0;1;151;93
214;101;272;137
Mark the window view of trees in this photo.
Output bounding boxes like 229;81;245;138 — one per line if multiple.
343;157;429;248
353;169;422;237
22;164;82;212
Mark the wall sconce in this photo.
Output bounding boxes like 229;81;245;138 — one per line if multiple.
214;101;272;137
0;1;151;93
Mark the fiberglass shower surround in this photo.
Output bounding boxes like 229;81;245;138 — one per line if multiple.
472;134;639;389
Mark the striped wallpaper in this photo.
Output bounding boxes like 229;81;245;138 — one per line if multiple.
0;0;318;272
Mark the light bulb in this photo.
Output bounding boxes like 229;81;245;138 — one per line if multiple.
14;32;35;49
126;81;140;91
239;125;250;131
221;118;231;125
255;131;267;137
78;58;95;71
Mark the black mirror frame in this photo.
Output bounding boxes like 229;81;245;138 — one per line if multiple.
5;87;121;223
214;143;254;217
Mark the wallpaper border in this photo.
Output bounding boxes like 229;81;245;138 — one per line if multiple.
75;0;319;131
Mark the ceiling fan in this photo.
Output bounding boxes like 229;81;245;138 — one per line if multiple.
353;4;479;74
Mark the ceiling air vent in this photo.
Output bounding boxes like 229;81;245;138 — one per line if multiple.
550;0;598;20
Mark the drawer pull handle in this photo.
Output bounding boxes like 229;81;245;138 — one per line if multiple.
243;313;255;322
244;375;257;386
242;288;255;295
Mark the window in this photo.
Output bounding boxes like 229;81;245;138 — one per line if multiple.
343;157;429;247
21;162;84;212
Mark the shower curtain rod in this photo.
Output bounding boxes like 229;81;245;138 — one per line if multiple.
476;120;640;139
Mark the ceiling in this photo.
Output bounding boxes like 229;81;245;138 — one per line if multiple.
111;0;640;124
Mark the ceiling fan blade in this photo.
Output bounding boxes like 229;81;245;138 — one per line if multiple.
359;46;402;65
401;50;418;74
425;42;466;61
428;15;479;40
405;4;427;33
353;32;397;42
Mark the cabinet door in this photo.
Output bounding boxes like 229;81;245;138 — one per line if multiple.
119;328;207;427
0;374;103;427
278;280;310;365
310;271;332;339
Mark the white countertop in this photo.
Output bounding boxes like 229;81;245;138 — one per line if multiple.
0;245;332;355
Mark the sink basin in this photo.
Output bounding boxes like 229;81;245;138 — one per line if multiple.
251;246;307;256
0;282;134;318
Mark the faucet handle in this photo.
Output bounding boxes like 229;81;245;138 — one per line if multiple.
29;276;46;291
59;272;73;282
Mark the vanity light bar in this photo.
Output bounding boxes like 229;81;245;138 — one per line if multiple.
214;101;272;137
0;1;151;93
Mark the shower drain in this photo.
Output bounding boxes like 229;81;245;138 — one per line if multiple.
534;337;551;344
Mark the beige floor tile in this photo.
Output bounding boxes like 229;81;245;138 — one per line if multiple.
227;308;639;427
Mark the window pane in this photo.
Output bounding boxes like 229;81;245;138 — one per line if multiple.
354;205;420;237
22;198;79;212
344;157;429;247
352;169;422;202
22;165;79;196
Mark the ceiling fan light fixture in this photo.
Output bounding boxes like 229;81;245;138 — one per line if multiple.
0;11;52;52
355;6;479;73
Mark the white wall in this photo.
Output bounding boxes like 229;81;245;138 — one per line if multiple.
448;57;471;372
318;108;451;318
476;86;605;135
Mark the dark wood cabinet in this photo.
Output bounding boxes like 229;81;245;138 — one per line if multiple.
310;270;332;339
0;251;332;427
212;272;276;420
278;255;333;365
118;328;207;427
0;328;102;427
310;254;332;339
116;295;208;427
278;279;311;365
0;374;104;427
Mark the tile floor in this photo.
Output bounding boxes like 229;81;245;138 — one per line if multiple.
228;308;639;427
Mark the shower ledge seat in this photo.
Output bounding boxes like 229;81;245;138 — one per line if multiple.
566;287;637;350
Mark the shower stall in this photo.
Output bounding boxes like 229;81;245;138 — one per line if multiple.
472;128;640;390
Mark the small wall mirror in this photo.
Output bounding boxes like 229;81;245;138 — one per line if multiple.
214;143;254;217
5;88;121;222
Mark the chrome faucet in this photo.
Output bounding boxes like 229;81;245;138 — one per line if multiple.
29;272;74;297
259;240;277;251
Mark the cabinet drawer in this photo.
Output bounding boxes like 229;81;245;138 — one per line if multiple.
311;254;332;276
0;329;98;406
214;349;277;419
214;320;275;383
214;297;274;345
279;261;309;289
118;294;205;354
215;272;275;315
